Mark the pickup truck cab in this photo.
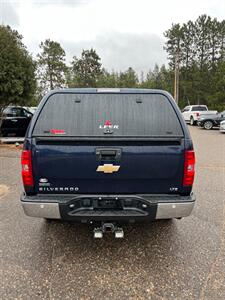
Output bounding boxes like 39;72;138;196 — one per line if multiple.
182;105;217;126
20;89;196;238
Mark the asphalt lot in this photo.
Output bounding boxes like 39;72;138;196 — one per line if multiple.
0;127;225;300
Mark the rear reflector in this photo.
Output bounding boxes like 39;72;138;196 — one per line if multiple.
183;150;195;186
21;150;34;187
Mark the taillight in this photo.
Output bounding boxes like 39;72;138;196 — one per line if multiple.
21;150;34;187
196;112;200;117
183;150;195;186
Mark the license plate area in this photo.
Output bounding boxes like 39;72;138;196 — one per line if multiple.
64;195;153;215
62;195;157;219
94;198;122;210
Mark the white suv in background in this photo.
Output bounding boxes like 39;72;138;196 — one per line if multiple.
182;105;217;126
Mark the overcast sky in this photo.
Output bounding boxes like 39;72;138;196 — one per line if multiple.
1;0;225;74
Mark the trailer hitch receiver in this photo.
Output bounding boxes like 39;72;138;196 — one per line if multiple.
93;223;124;239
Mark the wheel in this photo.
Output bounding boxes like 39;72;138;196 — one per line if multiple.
190;117;196;126
203;121;213;130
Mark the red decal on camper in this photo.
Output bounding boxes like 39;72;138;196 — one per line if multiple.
104;120;112;126
50;129;66;135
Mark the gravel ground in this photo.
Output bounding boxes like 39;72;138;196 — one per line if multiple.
0;126;224;300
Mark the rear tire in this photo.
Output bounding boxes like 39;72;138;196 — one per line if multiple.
190;117;196;126
203;121;213;130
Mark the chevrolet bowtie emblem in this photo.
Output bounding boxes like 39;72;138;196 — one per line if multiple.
96;164;120;174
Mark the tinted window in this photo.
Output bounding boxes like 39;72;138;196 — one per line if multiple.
33;93;183;137
6;107;26;117
182;107;190;112
192;106;207;111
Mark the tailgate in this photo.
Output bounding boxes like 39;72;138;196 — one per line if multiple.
32;139;185;194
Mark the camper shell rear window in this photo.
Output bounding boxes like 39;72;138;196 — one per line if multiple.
32;93;183;137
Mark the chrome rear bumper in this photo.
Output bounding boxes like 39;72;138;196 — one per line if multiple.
21;193;195;221
156;201;194;219
22;202;61;219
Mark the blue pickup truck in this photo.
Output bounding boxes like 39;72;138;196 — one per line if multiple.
20;88;195;238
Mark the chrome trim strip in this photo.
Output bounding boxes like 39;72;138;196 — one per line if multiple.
21;202;60;219
156;202;195;219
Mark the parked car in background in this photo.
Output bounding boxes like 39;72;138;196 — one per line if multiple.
220;120;225;133
0;106;33;137
182;105;217;125
197;110;225;130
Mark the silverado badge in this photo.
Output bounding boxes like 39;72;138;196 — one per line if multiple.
96;164;120;174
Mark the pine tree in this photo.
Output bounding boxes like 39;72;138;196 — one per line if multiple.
37;39;67;94
194;15;211;69
164;23;183;68
119;67;138;87
70;49;102;87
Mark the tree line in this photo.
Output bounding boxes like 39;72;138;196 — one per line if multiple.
0;14;225;113
164;14;225;109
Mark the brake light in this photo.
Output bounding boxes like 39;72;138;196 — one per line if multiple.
183;150;195;186
196;112;200;117
21;150;34;187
